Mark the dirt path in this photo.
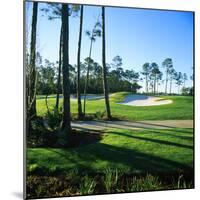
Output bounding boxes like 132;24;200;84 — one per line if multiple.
71;120;193;131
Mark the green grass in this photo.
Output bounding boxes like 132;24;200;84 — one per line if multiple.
36;92;193;120
109;92;131;103
27;128;193;175
36;94;57;99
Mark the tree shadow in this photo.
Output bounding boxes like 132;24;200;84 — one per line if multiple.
83;120;193;134
141;129;193;141
106;121;193;133
133;121;193;132
108;131;193;149
47;142;193;174
49;148;93;172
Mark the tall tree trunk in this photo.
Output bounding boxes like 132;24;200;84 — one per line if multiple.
102;7;111;119
146;75;148;93
169;77;172;94
60;4;71;135
45;94;50;114
77;6;83;119
29;2;38;118
154;76;156;94
165;70;168;94
56;25;63;109
157;80;159;93
83;37;93;115
178;85;180;94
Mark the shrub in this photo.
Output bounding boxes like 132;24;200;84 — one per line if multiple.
28;117;58;147
45;106;62;130
26;172;193;198
95;110;106;119
126;174;161;192
103;168;120;193
173;174;193;189
79;175;96;195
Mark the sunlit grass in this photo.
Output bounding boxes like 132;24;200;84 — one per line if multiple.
36;92;193;120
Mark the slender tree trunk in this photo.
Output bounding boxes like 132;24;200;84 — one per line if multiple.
191;83;193;95
102;7;111;119
157;81;159;94
45;94;50;114
178;85;180;95
146;75;148;93
29;2;38;118
83;37;93;115
56;25;63;109
25;7;30;127
165;70;168;94
154;76;156;94
77;6;83;119
169;77;172;94
60;4;71;135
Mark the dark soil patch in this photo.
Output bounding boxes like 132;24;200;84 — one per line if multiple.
65;129;103;148
27;120;103;148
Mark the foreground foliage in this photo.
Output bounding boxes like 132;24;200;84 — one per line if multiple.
27;171;193;198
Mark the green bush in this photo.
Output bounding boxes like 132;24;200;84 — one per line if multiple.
103;168;120;193
28;117;58;147
95;110;106;119
45;106;62;130
126;174;161;192
173;174;193;189
79;175;96;195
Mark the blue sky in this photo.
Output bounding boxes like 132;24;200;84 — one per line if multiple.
26;2;194;93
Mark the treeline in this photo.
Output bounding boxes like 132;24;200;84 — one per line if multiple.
34;54;193;96
34;54;142;95
141;58;193;95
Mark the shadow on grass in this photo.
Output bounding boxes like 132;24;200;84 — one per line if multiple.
103;121;193;134
28;126;193;177
142;129;193;141
72;120;193;135
45;142;192;175
134;121;193;134
109;131;193;150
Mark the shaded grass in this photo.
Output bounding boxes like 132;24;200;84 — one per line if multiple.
27;128;193;175
36;92;193;120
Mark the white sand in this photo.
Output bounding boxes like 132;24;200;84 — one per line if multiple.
119;95;172;106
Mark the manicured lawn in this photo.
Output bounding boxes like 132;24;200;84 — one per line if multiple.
27;128;193;175
36;92;194;120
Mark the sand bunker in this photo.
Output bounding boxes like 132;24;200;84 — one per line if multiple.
119;95;172;106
